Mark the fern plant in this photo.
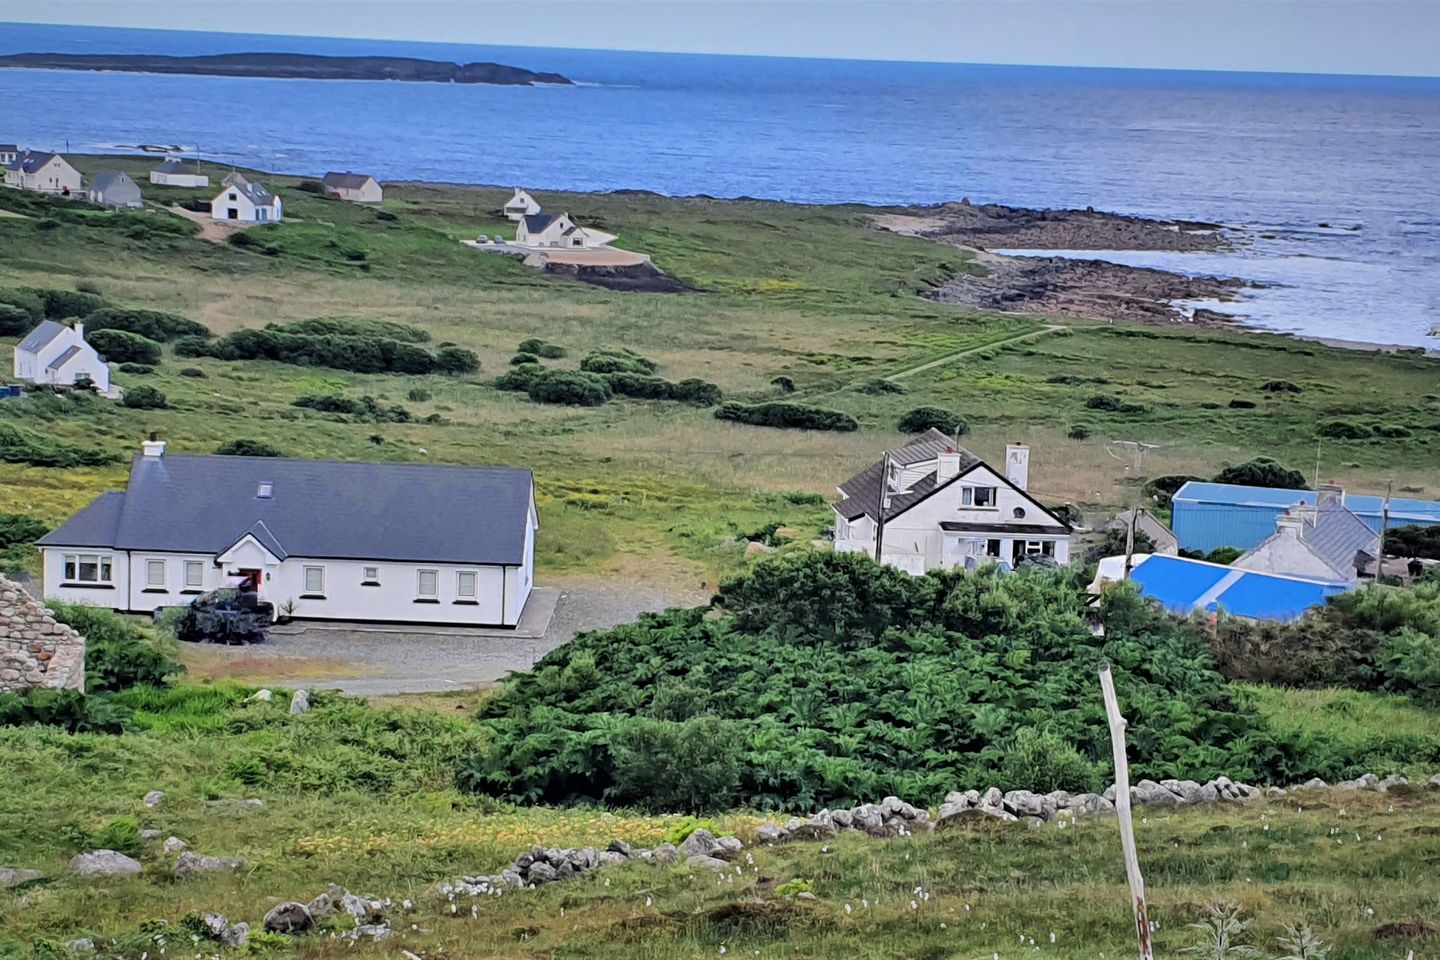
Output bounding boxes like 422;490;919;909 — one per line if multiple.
1184;902;1261;960
1273;925;1331;960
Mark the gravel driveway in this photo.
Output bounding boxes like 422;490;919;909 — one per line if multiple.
230;578;700;696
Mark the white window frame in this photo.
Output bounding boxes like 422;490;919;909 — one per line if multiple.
417;568;439;600
183;560;204;590
456;570;477;600
62;553;114;584
974;486;997;508
303;565;325;595
145;558;167;589
362;566;380;585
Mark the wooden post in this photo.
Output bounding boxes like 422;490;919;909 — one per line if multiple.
873;451;892;565
1122;506;1139;579
1099;663;1153;960
1377;479;1392;580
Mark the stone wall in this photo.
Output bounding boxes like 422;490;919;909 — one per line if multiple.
0;576;85;693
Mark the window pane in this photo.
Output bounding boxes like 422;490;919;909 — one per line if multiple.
185;561;203;588
100;557;112;581
64;555;77;580
78;557;99;582
418;570;438;596
305;567;323;593
147;560;165;586
961;488;973;506
363;567;379;582
457;571;476;598
976;487;996;507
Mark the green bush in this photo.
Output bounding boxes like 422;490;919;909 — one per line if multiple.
279;317;430;343
493;364;542;392
579;349;658;375
295;179;326;194
510;352;540;366
434;345;481;374
1047;503;1084;527
215;438;283;457
1262;379;1302;393
1084;394;1147;414
670;378;723;406
771;376;796;394
86;817;143;857
897;406;966;435
0;287;44;321
604;373;723;406
1375;423;1412;438
0;689;131;734
518;338;566;359
1386;524;1440;560
177;326;467;375
1144;474;1205;509
1213;457;1307;489
1066;424;1092;440
48;602;183;693
0;512;48;549
120;385;167;409
995;726;1102;794
858;378;905;395
1206;546;1243;565
0;423;116;467
83;306;209;341
517;337;546;354
0;302;33;336
407;387;432;402
116;362;154;375
607;716;743;813
1318;419;1371;440
292;394;411;423
179;367;207;378
527;370;612;406
25;287;105;320
717;401;857;432
87;329;162;365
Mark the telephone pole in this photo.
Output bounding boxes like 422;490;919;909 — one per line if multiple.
1377;479;1393;580
873;450;892;565
1107;440;1159;579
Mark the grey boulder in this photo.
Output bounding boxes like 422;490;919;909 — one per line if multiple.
289;689;311;715
142;790;166;808
686;855;731;871
68;850;142;878
0;868;42;887
754;824;789;843
222;922;250;948
263;901;313;934
172;851;243;878
162;836;188;854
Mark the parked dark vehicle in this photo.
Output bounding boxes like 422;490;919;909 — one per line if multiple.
171;587;272;644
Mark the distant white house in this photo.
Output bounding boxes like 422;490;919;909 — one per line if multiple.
3;152;83;195
12;320;114;396
150;157;210;188
503;187;541;221
210;172;283;223
0;145;20;167
514;211;617;250
37;440;539;627
320;172;383;204
86;170;144;209
1233;484;1379;585
832;431;1073;574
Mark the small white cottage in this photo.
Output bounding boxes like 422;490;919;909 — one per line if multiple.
150;157;210;188
503;187;542;221
86;170;144;209
832;431;1073;574
3;152;83;195
320;172;383;204
0;145;20;167
515;211;617;249
210;172;283;223
38;441;539;627
12;320;114;395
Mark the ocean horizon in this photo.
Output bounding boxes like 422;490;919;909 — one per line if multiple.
2;21;1438;347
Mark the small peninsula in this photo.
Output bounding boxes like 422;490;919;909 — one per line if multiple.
0;51;572;86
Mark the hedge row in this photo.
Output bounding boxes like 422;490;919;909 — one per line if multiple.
176;329;478;375
716;401;858;432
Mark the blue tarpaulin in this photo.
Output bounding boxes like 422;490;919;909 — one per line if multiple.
1129;554;1349;622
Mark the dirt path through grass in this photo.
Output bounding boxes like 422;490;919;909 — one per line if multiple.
886;322;1066;381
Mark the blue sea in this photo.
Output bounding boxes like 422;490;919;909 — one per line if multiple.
2;22;1439;348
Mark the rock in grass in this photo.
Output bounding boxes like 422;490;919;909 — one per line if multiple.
172;851;243;878
678;828;718;860
936;804;1018;830
650;843;679;865
222;922;250;948
64;939;94;953
263;901;313;934
1430;774;1440;789
754;824;789;843
1378;774;1408;792
686;855;731;871
0;868;43;887
526;861;558;884
289;688;310;715
139;829;162;841
142;790;166;808
68;850;142;878
162;836;188;854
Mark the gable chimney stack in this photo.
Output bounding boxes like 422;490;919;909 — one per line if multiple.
1005;443;1030;491
937;448;962;480
1316;482;1345;509
141;433;166;458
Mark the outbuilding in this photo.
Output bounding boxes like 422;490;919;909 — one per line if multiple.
320;171;383;203
86;170;144;209
150;157;210;188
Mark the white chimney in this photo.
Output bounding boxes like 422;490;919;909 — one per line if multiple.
1005;443;1030;491
937;449;962;481
141;437;166;458
1316;482;1345;509
74;321;85;340
1275;510;1304;537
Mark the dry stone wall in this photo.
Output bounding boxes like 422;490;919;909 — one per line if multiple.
0;576;85;693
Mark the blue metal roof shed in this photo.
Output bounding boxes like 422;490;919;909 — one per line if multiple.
1128;554;1350;622
1170;481;1440;553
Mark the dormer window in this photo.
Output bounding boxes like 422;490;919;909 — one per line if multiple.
256;481;274;499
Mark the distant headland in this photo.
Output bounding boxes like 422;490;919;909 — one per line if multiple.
0;51;572;86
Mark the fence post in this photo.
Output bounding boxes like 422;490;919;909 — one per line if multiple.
1099;662;1154;960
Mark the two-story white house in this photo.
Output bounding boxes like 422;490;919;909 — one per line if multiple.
12;320;115;396
3;151;83;195
503;187;542;221
832;430;1073;574
515;211;616;249
36;440;539;627
210;172;283;223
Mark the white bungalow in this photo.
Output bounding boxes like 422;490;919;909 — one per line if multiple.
12;320;114;396
150;157;210;188
515;211;617;249
320;172;383;204
0;145;20;166
210;172;283;223
37;440;539;627
86;170;144;209
503;187;541;221
832;431;1073;574
3;151;83;195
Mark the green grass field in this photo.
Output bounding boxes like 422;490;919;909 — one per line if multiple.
3;156;1438;585
3;683;1439;960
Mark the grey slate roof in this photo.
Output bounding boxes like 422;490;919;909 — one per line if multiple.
39;453;535;566
154;158;188;173
218;172;276;206
836;429;981;521
7;151;60;173
321;172;375;189
522;212;556;233
1304;505;1380;574
88;169;140;195
16;320;69;353
46;344;82;370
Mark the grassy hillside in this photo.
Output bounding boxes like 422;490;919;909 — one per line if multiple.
2;156;1438;587
3;683;1440;959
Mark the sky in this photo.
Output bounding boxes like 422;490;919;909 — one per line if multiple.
4;0;1439;77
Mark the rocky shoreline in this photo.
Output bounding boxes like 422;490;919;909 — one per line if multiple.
877;201;1250;325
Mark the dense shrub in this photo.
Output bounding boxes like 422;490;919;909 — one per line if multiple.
718;401;857;432
1228;399;1257;409
1375;423;1412;438
1387;524;1440;560
280;317;430;343
407;387;432;402
48;602;183;693
493;364;542;392
83;306;209;341
0;287;44;321
770;376;796;394
116;363;154;375
604;373;723;406
1262;379;1302;393
295;179;326;194
0;689;131;734
26;287;105;320
579;349;658;375
87;329;162;365
1066;424;1092;440
0;512;48;549
215;438;283;457
670;378;723;406
897;406;965;435
510;352;540;366
292;394;411;422
179;367;207;378
527;370;612;406
1213;457;1307;490
0;423;116;467
121;385;167;409
518;338;566;359
179;325;469;375
858;378;905;395
1084;394;1147;414
1143;474;1205;509
462;552;1307;811
1206;546;1243;564
1047;503;1084;527
434;345;481;374
0;303;33;336
1318;419;1371;439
